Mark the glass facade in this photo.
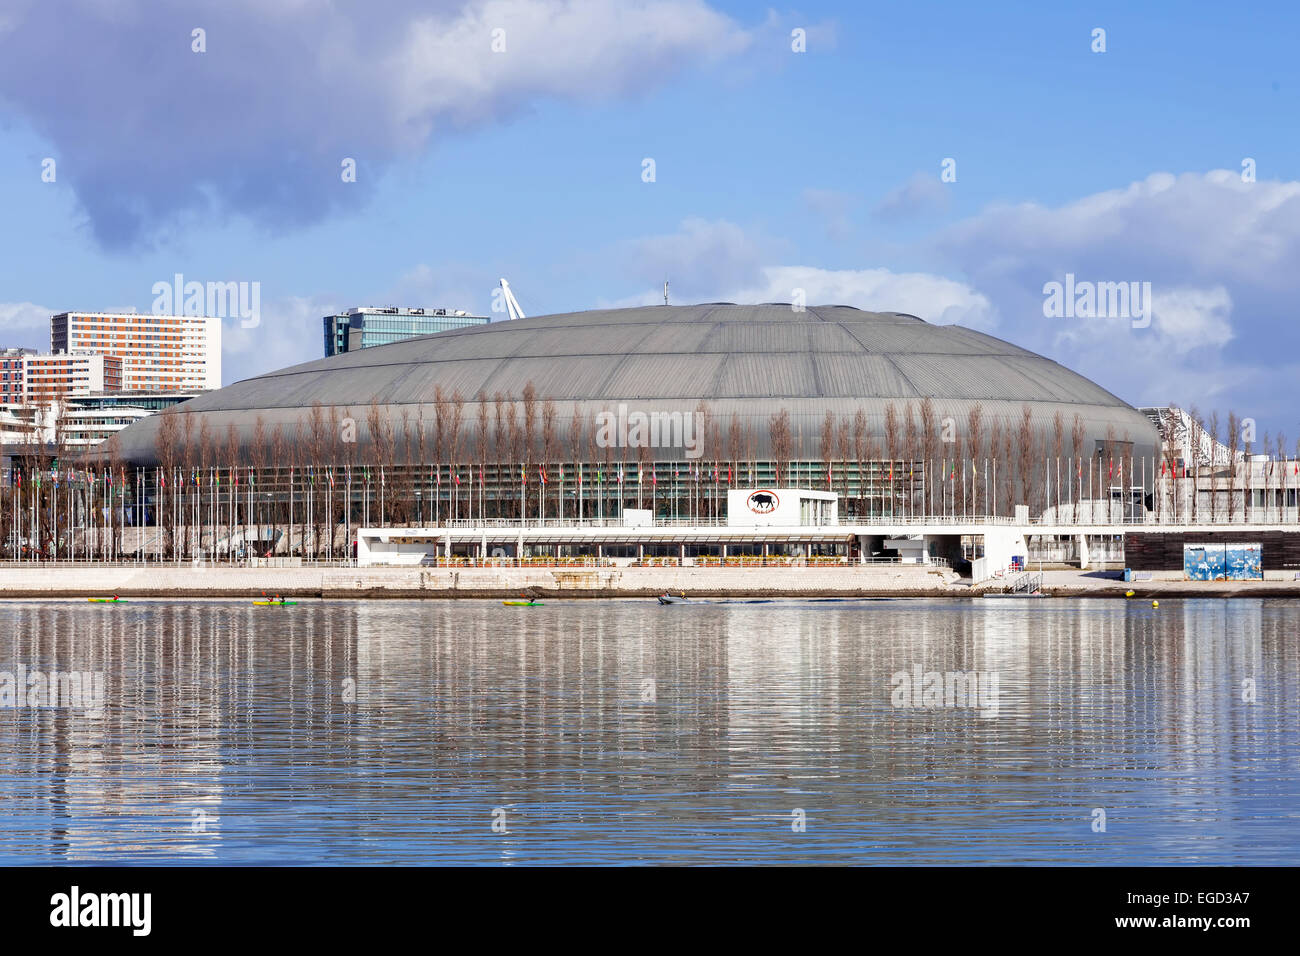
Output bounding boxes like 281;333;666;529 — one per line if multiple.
323;307;489;357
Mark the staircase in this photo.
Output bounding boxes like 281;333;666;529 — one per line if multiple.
1006;572;1043;595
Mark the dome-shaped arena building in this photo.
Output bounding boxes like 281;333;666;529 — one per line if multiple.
112;303;1159;522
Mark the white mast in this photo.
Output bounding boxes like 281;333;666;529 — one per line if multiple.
498;278;527;322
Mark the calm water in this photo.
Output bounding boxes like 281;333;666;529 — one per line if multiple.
0;597;1296;865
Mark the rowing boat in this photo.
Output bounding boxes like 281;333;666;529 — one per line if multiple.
88;597;126;603
253;600;297;606
503;600;543;607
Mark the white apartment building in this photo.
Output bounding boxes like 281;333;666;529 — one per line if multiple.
51;311;221;391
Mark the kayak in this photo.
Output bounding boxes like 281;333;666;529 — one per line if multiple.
88;597;127;603
253;600;297;606
503;600;543;607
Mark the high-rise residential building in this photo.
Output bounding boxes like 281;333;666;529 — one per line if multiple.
51;311;221;391
23;352;123;404
0;348;34;404
323;306;489;357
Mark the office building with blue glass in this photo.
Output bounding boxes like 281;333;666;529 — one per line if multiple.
323;306;489;357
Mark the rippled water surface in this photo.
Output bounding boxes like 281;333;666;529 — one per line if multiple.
0;597;1297;865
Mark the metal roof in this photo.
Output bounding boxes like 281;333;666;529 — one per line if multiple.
111;304;1159;463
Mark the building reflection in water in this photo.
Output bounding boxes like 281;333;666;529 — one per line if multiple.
0;597;1296;864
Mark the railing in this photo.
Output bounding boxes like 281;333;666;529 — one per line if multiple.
1006;572;1043;594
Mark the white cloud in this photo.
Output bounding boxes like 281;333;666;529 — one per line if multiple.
0;302;53;344
802;188;857;240
220;294;340;383
874;171;951;221
618;217;781;297
391;0;749;142
930;169;1300;429
0;0;751;245
728;265;997;328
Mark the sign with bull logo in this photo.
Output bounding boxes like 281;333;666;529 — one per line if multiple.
747;490;779;514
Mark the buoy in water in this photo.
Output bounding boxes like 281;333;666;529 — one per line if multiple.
1152;600;1159;608
1125;590;1135;598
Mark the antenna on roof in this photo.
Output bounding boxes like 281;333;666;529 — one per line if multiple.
663;279;669;306
498;278;526;322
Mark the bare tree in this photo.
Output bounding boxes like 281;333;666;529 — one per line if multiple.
1016;405;1036;514
568;403;584;518
769;409;792;484
154;411;180;558
965;403;985;515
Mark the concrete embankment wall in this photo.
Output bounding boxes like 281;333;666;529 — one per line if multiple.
0;564;962;598
3;566;1298;599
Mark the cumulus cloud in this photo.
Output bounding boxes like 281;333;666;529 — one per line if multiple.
616;217;785;298
931;170;1300;426
874;171;951;221
801;188;857;240
0;302;56;356
221;293;342;383
0;0;749;247
728;265;997;329
604;169;1300;433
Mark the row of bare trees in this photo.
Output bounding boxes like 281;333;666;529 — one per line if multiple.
9;390;1297;561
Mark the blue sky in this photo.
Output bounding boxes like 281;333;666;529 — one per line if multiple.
1;0;1298;444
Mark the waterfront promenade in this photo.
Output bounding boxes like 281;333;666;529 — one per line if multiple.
1;564;1298;599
